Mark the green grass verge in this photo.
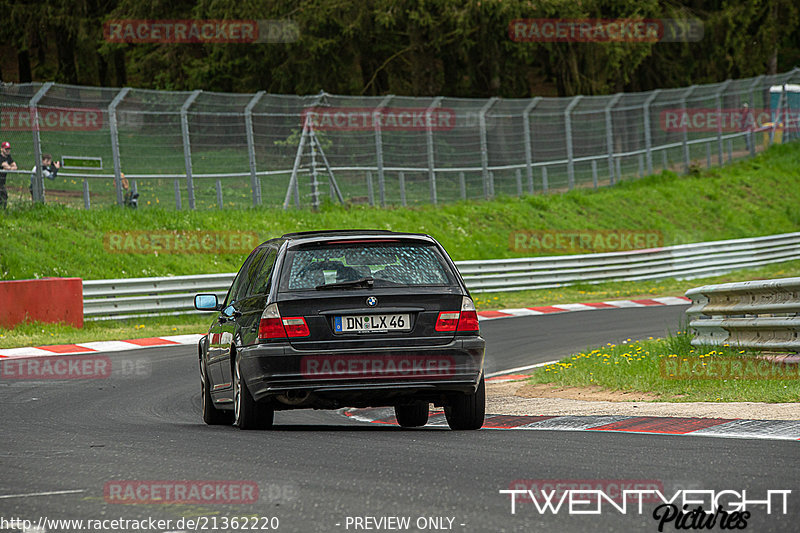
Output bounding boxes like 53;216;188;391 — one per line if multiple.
1;142;799;281
527;332;800;403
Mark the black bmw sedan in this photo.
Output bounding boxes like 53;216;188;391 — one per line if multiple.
194;230;485;430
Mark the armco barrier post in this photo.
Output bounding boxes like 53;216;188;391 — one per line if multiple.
108;87;130;206
180;90;202;210
374;95;393;207
29;82;53;204
426;96;443;205
643;89;661;175
565;95;583;189
245;91;265;206
605;93;622;184
479;97;499;199
523;97;541;194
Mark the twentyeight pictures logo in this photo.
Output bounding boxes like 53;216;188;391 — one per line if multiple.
500;486;792;531
104;19;299;43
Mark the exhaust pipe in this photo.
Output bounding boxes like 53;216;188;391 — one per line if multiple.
276;390;312;406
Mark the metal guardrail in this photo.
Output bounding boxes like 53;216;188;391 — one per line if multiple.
82;232;800;320
686;277;800;351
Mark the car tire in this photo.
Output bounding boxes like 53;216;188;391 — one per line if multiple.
394;401;429;427
233;354;274;430
201;357;233;425
444;375;485;430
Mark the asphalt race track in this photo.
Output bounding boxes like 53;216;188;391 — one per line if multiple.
2;305;798;532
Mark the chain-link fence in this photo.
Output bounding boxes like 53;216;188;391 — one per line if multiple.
1;69;799;211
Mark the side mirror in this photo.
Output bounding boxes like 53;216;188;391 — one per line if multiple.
194;293;220;311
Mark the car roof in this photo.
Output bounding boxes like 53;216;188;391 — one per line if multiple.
278;229;436;246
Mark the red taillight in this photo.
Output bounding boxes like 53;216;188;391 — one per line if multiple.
435;297;480;333
282;317;310;337
259;317;286;339
435;311;460;332
259;303;287;340
456;310;480;332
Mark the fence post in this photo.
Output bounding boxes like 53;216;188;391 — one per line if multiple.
459;171;466;200
245;91;265;207
643;89;661;176
565;95;583;189
366;171;374;206
108;87;130;206
479;97;499;199
782;82;790;144
374;95;393;207
541;165;548;193
310;130;319;211
82;178;90;209
399;171;406;206
681;85;697;173
29;82;53;204
591;159;598;189
523;97;541;194
747;76;763;157
715;80;731;164
180;90;201;210
605;93;622;185
515;168;522;196
424;96;443;205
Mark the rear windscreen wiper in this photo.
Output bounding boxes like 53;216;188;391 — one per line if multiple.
316;277;374;290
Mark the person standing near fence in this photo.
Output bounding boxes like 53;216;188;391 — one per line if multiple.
0;141;17;209
29;153;60;202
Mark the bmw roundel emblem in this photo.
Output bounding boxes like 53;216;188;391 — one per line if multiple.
366;296;378;307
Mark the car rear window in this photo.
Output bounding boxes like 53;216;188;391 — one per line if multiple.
281;242;454;290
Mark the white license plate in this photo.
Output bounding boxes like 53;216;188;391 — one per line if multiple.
334;314;411;332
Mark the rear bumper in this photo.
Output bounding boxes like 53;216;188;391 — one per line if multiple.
238;336;485;408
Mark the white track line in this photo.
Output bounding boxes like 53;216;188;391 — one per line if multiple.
486;359;560;378
0;489;85;499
